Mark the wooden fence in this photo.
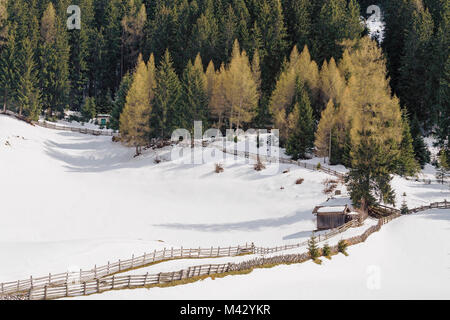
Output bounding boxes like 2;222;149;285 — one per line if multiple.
34;121;118;137
0;244;253;296
3;200;447;299
0;218;363;297
25;215;401;300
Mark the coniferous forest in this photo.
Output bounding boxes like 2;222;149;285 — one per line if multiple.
0;0;448;208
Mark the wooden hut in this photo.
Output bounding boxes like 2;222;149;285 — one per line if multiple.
312;205;354;230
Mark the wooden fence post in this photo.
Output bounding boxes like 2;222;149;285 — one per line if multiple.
111;276;115;289
44;285;47;300
131;254;134;268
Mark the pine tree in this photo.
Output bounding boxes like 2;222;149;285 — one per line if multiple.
81;96;96;121
286;78;315;160
221;40;259;129
313;0;363;64
269;45;319;142
396;110;420;177
120;54;153;155
410;114;431;167
254;0;288;95
315;99;336;161
39;3;70;117
319;57;345;113
121;3;147;78
343;37;404;209
181;54;210;132
400;193;409;215
110;72;133;131
152;49;182;138
308;233;320;260
0;0;7;47
436;150;449;184
0;23;19;113
17;37;41;120
283;0;311;51
398;4;435;126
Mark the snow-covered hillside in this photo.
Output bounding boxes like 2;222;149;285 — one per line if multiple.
1;115;448;299
0;115;338;282
74;209;450;300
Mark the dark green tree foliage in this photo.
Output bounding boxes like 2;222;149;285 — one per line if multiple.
286;78;315;160
181;57;209;132
254;0;288;95
347;140;396;209
110;72;132;131
0;23;19;112
17;38;41;120
398;5;435;126
313;0;363;64
282;0;311;52
152;49;182;139
81;96;96;121
396;110;420;176
39;2;70;117
410;114;431;167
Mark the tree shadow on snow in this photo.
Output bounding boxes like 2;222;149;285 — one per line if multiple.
154;209;315;232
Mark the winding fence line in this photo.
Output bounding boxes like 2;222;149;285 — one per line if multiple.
34;120;118;137
0;244;253;296
1;200;448;300
26;214;404;300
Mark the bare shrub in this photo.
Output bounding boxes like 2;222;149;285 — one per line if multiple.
254;160;266;171
295;178;304;185
322;178;338;195
215;163;224;173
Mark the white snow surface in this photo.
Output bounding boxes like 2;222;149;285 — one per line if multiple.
1;115;449;299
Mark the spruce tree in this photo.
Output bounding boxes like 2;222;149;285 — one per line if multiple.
17;38;41;120
410;114;431;167
398;5;435;126
343;37;404;209
254;0;288;95
396;110;420;177
39;3;70;117
0;23;18;113
81;96;96;121
181;54;209;132
110;72;133;131
286;78;315;160
315;99;336;162
152;49;182;139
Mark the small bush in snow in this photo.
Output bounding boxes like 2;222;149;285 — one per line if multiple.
254;160;266;171
338;240;349;256
215;163;224;173
316;163;321;170
154;157;162;164
308;234;320;262
295;178;304;185
322;243;331;259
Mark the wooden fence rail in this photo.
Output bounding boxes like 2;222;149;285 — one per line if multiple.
0;244;253;296
34;121;118;137
26;214;405;300
3;200;447;298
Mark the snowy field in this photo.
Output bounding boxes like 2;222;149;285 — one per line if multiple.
0;114;449;299
74;209;450;300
